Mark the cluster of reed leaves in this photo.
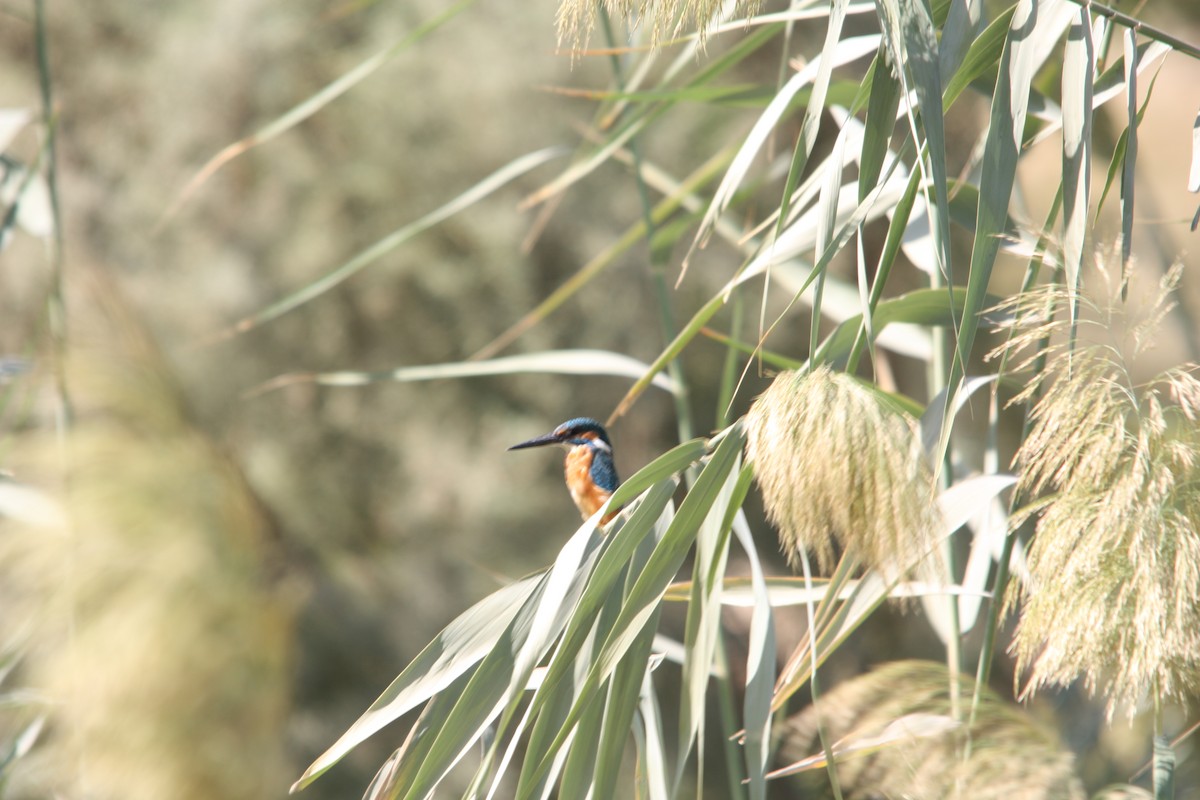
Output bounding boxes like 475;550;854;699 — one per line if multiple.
253;0;1200;797
5;0;1192;796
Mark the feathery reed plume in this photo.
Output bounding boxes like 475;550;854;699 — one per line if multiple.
779;660;1084;799
744;367;939;574
0;274;298;800
556;0;760;51
991;262;1200;719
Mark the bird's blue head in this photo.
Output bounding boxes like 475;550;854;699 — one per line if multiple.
509;417;621;515
507;417;613;451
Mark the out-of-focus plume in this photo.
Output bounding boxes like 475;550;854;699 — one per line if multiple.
779;660;1084;799
0;271;299;800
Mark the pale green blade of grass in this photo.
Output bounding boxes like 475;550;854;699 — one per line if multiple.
736;168;912;287
1190;109;1200;193
162;0;476;225
0;148;56;245
290;574;543;791
955;488;1010;633
3;715;45;771
939;0;982;82
920;474;1018;644
633;669;671;800
816;287;976;367
854;228;874;370
590;519;665;800
919;375;995;456
1062;7;1093;336
396;509;611;800
1094;61;1164;229
765;713;960;778
765;265;930;360
809;119;850;358
782;0;851;218
558;674;608;798
675;448;738;786
877;0;953;289
687;34;880;256
217;146;564;340
771;554;861;712
858;45;901;204
934;474;1018;547
1120;28;1138;279
514;481;679;796
740;138;841;244
707;0;874;36
516;428;744;798
607;440;706;509
712;468;757;800
940;0;1059;471
665;576;989;606
1028;40;1169;150
478;684;545;800
513;562;631;800
592;621;661;800
357;671;473;800
943;4;1016;107
0;108;31;150
731;503;776;800
251;349;680;397
846;167;920;373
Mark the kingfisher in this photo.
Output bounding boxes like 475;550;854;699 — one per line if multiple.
509;417;621;524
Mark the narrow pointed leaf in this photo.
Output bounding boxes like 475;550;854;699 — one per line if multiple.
397;514;608;799
255;349;679;396
675;449;740;785
689;34;881;254
518;428;745;797
1061;8;1093;326
859;46;901;203
1120;28;1138;278
876;0;952;287
291;574;543;790
732;505;776;800
1189;109;1200;193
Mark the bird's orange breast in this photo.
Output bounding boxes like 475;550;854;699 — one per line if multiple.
564;445;616;523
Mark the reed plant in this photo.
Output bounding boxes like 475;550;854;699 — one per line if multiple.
4;0;1200;798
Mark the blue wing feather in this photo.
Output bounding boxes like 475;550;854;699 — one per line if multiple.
589;450;619;493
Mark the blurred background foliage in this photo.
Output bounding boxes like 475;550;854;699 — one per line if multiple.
0;0;1198;798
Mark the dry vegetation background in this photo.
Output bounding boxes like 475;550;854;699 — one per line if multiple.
0;0;1199;798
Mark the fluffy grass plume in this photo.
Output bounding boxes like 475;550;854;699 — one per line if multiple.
556;0;760;50
0;276;298;800
744;366;939;574
779;660;1084;799
994;263;1200;718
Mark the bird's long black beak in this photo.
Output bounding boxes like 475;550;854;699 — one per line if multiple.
508;430;563;451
